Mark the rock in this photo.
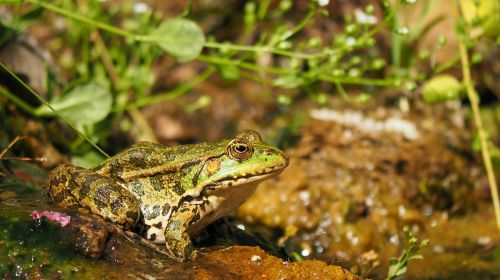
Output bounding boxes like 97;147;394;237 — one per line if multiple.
195;246;361;280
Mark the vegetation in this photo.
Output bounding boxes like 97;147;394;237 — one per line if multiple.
385;226;429;280
0;0;499;277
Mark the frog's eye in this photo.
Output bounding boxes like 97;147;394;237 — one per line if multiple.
227;139;253;161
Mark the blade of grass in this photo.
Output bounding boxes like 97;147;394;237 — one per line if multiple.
0;86;37;115
0;62;109;158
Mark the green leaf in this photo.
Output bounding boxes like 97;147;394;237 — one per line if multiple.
147;18;205;62
395;266;407;276
36;83;112;126
422;74;463;104
387;264;399;278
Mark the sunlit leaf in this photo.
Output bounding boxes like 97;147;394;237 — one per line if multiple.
147;18;205;62
36;83;112;126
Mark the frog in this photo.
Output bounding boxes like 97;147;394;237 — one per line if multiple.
48;130;288;261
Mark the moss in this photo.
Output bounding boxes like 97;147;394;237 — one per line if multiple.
0;216;79;278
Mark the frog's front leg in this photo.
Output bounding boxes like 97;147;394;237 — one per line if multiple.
49;164;140;228
164;204;198;261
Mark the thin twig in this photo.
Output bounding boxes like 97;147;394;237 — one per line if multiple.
0;136;24;158
0;156;47;162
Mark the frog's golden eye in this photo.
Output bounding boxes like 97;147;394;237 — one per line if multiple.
227;139;253;161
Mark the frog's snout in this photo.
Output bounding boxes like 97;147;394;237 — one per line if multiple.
272;148;289;171
280;152;289;168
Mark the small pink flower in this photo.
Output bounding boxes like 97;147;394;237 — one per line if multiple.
30;211;42;220
31;210;71;227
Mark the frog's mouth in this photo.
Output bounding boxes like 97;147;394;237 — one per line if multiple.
186;163;287;235
208;163;287;191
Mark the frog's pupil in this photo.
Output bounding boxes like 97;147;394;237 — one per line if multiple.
235;145;247;153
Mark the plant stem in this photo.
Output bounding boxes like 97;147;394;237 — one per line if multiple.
112;67;216;112
203;41;331;59
433;54;460;74
27;0;135;38
278;4;316;42
391;0;402;75
459;41;500;229
197;55;292;75
319;75;401;87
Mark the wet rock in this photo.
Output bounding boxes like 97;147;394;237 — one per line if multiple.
66;213;117;259
195;246;361;280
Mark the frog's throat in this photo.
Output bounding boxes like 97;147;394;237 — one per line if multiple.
174;160;285;209
186;168;285;236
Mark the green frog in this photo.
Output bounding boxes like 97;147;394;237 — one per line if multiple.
48;130;288;261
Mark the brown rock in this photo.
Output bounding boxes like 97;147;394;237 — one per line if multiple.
195;246;361;280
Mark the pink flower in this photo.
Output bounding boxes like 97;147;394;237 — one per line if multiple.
31;210;71;227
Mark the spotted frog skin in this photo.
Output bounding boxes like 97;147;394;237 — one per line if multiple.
49;130;288;261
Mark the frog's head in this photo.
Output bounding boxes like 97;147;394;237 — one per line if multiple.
186;130;288;235
198;130;288;192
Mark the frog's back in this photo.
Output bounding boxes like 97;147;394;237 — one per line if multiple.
94;141;227;178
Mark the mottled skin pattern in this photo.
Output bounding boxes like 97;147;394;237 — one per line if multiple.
49;131;288;261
